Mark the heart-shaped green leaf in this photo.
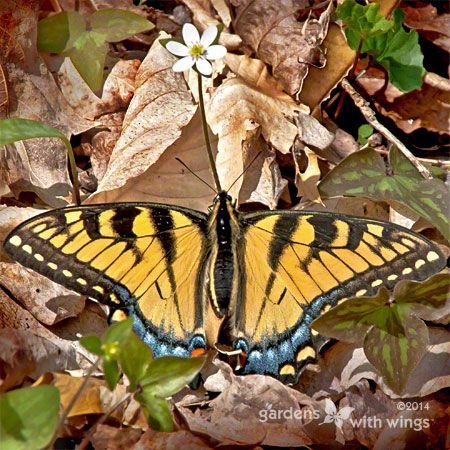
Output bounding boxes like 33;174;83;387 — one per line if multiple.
140;356;205;398
0;385;60;450
318;147;450;240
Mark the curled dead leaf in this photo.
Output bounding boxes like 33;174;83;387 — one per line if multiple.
94;33;197;196
182;0;242;50
207;75;302;198
231;0;330;95
89;110;216;211
293;146;323;205
0;262;85;325
177;361;334;447
0;290;79;391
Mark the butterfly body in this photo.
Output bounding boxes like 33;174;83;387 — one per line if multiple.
4;195;446;382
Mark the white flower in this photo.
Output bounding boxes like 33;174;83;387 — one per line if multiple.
165;23;227;77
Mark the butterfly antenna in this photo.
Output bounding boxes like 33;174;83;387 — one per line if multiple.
226;152;263;193
175;158;217;194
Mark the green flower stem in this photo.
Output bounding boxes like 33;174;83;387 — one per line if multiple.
45;356;101;449
197;73;222;192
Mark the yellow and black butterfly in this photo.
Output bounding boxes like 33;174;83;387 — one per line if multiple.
3;190;446;382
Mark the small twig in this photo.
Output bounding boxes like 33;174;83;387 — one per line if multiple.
46;357;101;450
341;78;432;179
78;392;133;450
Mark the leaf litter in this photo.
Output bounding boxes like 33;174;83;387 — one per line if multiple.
0;0;449;448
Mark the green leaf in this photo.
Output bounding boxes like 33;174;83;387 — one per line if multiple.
337;1;425;92
103;316;134;345
318;146;450;240
337;1;393;47
0;385;60;450
140;356;205;398
135;390;173;431
80;335;103;356
119;331;153;392
364;310;428;392
67;31;108;92
357;124;374;145
37;11;86;53
312;274;448;393
393;273;450;320
0;118;70;149
90;9;154;43
311;288;390;343
103;359;121;390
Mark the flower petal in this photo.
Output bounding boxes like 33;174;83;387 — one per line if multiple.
172;56;195;72
195;58;213;76
166;41;189;57
205;44;227;60
182;23;200;46
200;25;218;48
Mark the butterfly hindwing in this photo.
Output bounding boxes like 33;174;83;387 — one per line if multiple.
232;211;446;382
4;203;210;358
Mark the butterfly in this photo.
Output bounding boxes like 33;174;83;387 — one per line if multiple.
3;191;446;382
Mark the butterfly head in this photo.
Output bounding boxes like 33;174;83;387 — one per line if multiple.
208;191;236;212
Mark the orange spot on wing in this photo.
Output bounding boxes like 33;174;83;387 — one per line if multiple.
191;348;207;357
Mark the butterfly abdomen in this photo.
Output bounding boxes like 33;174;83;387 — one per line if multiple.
208;192;241;316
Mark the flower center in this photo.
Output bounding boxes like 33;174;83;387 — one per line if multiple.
189;43;205;58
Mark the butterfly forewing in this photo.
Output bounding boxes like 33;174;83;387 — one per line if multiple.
4;203;210;357
233;211;446;381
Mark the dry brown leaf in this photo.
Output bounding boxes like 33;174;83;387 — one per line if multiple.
0;263;85;325
339;379;449;448
231;0;330;96
238;129;287;208
402;4;450;53
293;146;322;204
58;58;140;121
296;111;335;151
94;33;197;196
81;112;126;183
224;53;296;103
211;0;232;27
177;361;336;447
357;70;450;135
182;0;242;50
207;74;302;198
89;110;216;211
52;372;106;418
134;429;213;450
0;290;80;391
90;424;143;450
49;300;108;344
